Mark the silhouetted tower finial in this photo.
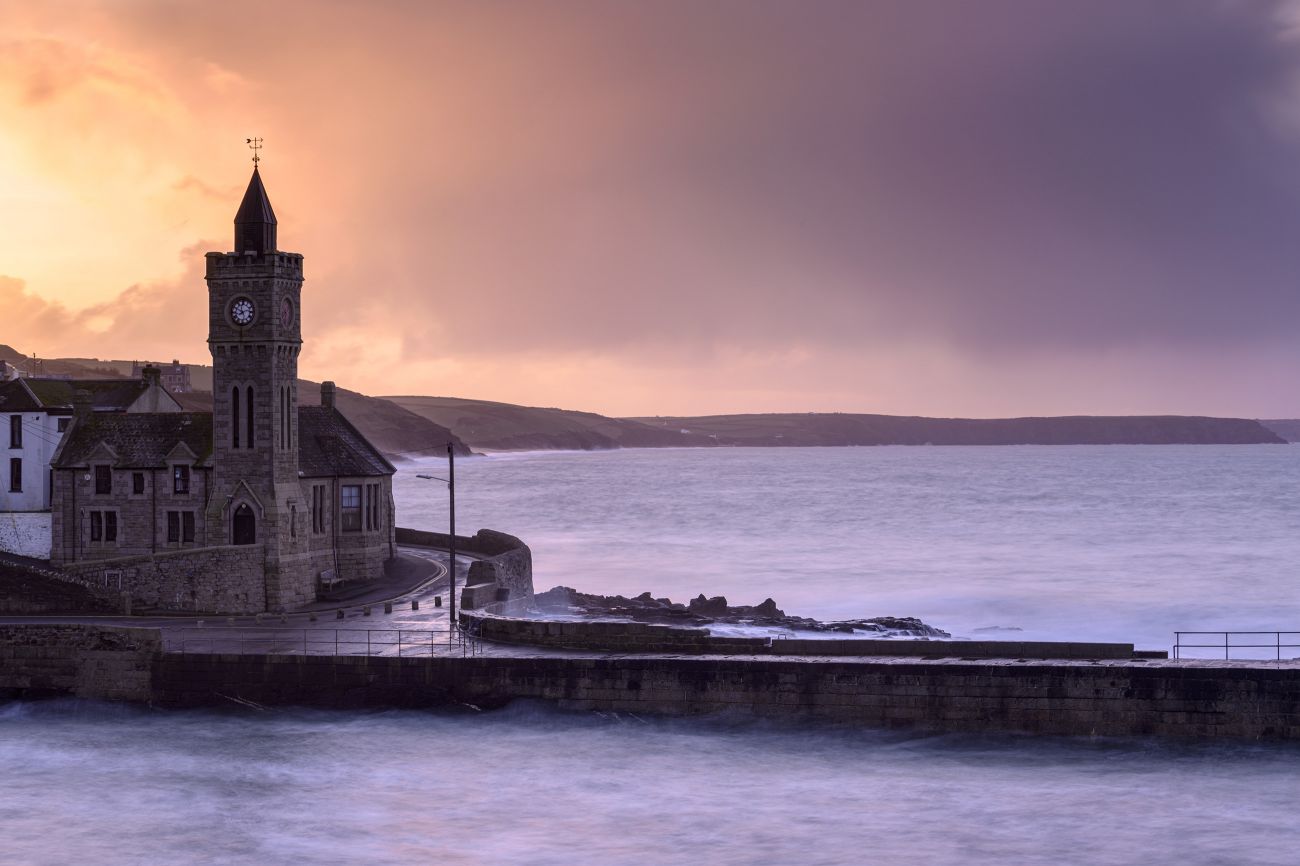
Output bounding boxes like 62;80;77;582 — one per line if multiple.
233;158;277;255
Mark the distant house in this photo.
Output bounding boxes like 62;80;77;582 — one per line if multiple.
0;366;181;512
131;359;192;393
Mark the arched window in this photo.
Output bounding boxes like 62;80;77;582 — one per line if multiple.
245;386;254;449
231;386;240;448
280;386;287;449
232;503;256;545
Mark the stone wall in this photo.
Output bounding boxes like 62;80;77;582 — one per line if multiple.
4;624;1300;739
56;545;268;613
50;465;213;565
395;527;532;610
151;653;1300;740
0;624;158;703
457;612;1136;659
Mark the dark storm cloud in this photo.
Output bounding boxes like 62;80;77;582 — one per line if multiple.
364;0;1300;360
10;0;1300;413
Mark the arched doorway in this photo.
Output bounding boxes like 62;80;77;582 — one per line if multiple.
233;503;256;545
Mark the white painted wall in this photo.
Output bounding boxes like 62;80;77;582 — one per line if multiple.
0;512;52;558
2;411;67;511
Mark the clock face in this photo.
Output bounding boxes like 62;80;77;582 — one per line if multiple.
230;297;255;326
280;298;293;329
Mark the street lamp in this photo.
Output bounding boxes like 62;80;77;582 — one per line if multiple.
416;442;457;637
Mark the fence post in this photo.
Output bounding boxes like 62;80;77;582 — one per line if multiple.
398;632;403;657
367;631;371;656
1225;632;1229;661
304;630;308;655
335;630;339;655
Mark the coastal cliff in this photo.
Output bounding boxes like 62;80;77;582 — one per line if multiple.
389;395;1285;450
630;413;1287;447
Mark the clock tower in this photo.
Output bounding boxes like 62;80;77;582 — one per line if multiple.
205;166;310;609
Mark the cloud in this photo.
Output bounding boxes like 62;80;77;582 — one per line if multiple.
6;0;1300;415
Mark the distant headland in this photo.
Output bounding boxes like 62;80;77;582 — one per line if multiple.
1;348;1289;453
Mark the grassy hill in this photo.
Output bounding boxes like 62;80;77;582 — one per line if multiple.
385;395;712;451
629;413;1286;446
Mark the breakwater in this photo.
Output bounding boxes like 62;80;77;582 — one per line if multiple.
3;625;1300;740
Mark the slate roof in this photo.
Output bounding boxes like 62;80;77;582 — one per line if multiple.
298;406;395;478
9;378;159;413
235;167;276;225
52;413;214;469
45;402;391;477
0;380;42;412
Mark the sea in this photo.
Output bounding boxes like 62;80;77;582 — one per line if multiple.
5;444;1300;865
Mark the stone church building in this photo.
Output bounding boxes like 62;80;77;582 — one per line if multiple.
48;168;396;612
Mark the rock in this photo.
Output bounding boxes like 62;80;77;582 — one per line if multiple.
688;594;729;616
533;585;949;637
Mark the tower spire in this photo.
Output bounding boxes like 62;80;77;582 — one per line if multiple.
233;147;277;254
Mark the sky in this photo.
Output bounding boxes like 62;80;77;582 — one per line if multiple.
4;0;1300;418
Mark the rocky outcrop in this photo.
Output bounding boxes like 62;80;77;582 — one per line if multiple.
533;586;950;637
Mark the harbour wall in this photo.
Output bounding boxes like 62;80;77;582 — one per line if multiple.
3;625;1300;739
395;527;532;610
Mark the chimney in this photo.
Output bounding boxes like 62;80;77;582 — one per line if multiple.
141;364;161;387
321;381;336;410
73;388;92;422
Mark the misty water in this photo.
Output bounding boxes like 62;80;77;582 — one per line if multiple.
395;444;1300;650
7;444;1300;864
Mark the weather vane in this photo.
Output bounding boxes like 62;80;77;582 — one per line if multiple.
246;137;263;168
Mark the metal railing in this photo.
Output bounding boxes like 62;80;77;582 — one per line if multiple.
168;626;483;657
1172;631;1300;660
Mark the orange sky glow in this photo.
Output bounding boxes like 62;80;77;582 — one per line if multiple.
4;1;1300;417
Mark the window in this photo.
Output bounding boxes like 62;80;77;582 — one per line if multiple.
289;504;297;538
8;457;20;492
312;484;326;534
167;511;196;544
364;483;381;531
132;472;145;495
57;417;70;433
94;465;112;495
89;510;116;543
173;465;190;494
246;385;254;449
231;386;240;448
8;414;20;448
340;484;361;532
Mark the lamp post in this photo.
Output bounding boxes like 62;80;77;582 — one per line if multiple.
416;442;457;638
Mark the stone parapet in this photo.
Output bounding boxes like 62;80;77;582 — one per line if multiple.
395;526;532;610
